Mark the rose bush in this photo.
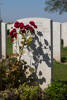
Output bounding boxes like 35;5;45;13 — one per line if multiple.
9;21;37;42
9;21;37;60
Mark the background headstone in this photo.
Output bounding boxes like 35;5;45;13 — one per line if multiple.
1;22;7;59
0;19;2;58
53;22;61;62
61;23;67;47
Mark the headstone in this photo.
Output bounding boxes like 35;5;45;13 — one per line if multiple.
53;22;61;62
0;19;2;58
61;23;67;47
13;18;53;89
7;23;14;31
1;23;7;59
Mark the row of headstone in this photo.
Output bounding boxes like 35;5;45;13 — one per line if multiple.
7;18;61;62
6;18;61;89
3;18;53;89
0;17;67;89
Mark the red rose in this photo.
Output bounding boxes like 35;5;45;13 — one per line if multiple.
24;24;30;30
14;21;20;28
24;24;34;32
12;28;16;32
34;25;37;28
9;30;13;36
11;38;14;42
9;28;17;39
29;21;35;26
29;26;34;32
19;22;24;29
9;28;16;36
29;21;37;28
9;31;12;36
21;29;26;33
13;32;17;38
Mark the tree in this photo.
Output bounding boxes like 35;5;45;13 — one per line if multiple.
45;0;67;14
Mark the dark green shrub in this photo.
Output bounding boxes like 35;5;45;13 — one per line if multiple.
0;83;44;100
0;57;37;90
7;29;10;35
18;83;43;100
18;83;31;100
0;88;19;100
0;57;42;100
46;81;67;100
29;86;40;100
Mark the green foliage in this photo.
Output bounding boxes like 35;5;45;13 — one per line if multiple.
0;81;67;100
0;57;44;100
0;88;19;100
21;36;33;46
29;67;34;73
0;57;43;100
0;83;44;100
0;57;37;90
45;0;67;14
29;85;41;100
46;81;67;100
19;84;30;100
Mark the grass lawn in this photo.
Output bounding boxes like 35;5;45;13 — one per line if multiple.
53;46;67;81
53;61;67;81
61;46;67;62
7;35;13;56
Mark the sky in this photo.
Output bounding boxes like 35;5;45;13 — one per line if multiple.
1;0;67;22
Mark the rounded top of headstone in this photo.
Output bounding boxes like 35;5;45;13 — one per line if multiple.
17;17;51;22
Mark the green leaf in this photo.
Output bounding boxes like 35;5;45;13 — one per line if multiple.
29;67;34;73
28;37;33;43
21;41;25;45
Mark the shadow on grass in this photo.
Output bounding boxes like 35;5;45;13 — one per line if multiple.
61;39;67;63
61;57;67;63
54;80;67;85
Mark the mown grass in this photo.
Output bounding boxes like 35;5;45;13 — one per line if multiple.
53;44;67;81
6;35;13;56
61;46;67;62
53;61;67;81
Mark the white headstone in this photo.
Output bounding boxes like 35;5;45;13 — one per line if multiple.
61;23;67;47
7;23;14;30
1;23;7;59
53;22;61;62
11;18;53;89
0;20;2;58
